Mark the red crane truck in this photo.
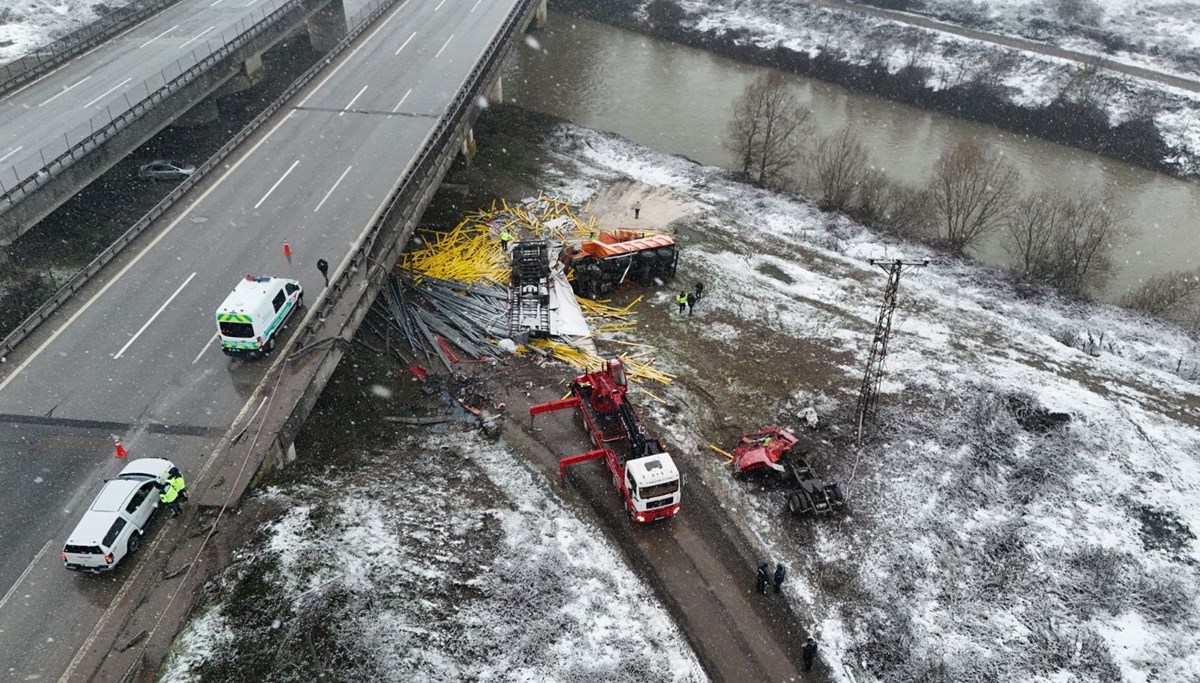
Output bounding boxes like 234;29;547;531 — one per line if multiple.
530;358;682;522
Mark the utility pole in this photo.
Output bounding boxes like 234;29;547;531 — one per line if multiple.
856;258;928;445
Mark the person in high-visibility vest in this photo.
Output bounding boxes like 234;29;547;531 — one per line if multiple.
676;291;687;314
168;467;187;502
499;229;513;250
160;482;182;517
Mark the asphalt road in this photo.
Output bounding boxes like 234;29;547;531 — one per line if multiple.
0;0;524;677
0;0;300;191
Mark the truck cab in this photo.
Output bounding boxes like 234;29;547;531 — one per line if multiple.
625;452;681;522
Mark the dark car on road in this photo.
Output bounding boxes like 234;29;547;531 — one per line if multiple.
137;160;196;180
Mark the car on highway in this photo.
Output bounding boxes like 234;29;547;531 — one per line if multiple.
137;159;196;181
61;457;175;573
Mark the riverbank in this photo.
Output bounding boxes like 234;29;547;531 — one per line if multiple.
552;0;1199;176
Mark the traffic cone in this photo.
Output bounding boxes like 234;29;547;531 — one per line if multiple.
113;436;128;459
282;241;293;261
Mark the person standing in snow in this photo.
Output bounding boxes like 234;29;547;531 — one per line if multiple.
686;291;697;316
676;291;688;314
802;636;818;671
756;562;770;594
694;281;704;300
633;200;642;220
168;466;187;502
773;563;787;593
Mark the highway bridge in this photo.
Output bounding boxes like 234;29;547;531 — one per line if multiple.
0;0;541;677
0;0;358;245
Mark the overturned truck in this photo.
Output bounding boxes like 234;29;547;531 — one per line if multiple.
566;230;678;299
732;428;845;516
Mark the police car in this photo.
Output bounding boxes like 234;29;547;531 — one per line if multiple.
215;276;303;357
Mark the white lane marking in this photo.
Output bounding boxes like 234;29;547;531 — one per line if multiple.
298;8;401;107
0;146;24;164
339;85;368;117
254;159;300;209
192;333;219;364
113;272;197;359
435;0;447;10
391;87;412;113
83;77;132;108
0;539;52;615
210;0;224;5
394;31;416;56
39;77;91;107
470;0;482;11
138;24;178;49
315;165;353;212
435;34;454;59
179;26;214;50
0;106;295;395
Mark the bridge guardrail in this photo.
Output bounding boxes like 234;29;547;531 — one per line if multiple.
0;0;315;216
0;0;402;363
298;0;539;345
0;0;186;99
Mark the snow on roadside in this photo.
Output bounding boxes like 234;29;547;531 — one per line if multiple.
0;0;135;63
669;0;1200;168
160;431;706;682
543;123;1200;681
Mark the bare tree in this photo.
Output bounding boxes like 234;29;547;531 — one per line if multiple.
810;127;870;211
1050;191;1125;294
1052;0;1103;26
725;72;812;188
1004;188;1126;294
1120;268;1200;318
1003;189;1069;281
926;140;1020;251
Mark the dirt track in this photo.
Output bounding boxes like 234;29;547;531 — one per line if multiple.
494;357;819;682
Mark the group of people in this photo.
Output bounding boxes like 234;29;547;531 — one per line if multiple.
757;562;819;671
156;467;187;517
675;281;704;316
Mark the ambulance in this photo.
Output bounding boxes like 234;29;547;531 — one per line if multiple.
215;275;303;357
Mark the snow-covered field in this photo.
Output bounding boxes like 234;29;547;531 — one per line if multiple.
0;0;135;63
159;431;707;682
672;0;1200;169
542;125;1200;681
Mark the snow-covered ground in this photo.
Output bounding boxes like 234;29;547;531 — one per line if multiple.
671;0;1200;169
542;125;1200;681
159;431;707;682
0;0;135;63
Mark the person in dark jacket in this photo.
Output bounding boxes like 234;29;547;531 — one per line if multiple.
686;292;697;316
694;281;704;299
773;563;787;593
756;562;770;594
802;636;818;671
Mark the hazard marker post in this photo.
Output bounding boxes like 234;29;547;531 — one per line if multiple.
113;435;128;459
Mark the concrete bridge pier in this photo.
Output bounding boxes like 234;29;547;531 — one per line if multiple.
488;75;503;105
535;0;547;28
461;127;477;165
307;0;348;54
172;53;267;127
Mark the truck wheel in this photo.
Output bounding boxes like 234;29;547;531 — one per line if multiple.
264;337;275;354
788;492;805;515
127;533;141;556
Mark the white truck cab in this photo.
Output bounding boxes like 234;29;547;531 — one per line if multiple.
624;452;681;522
62;458;175;573
216;275;303;357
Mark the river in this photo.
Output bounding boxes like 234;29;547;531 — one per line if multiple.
506;14;1200;301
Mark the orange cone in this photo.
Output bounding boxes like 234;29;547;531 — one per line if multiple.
283;241;293;260
113;436;128;459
